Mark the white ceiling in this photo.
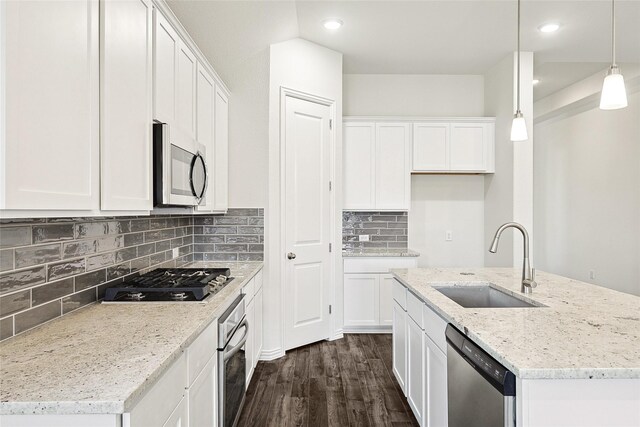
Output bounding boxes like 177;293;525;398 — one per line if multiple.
167;0;640;99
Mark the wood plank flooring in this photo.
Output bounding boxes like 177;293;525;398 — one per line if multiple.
237;334;419;427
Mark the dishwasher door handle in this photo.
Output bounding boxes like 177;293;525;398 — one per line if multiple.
223;320;249;361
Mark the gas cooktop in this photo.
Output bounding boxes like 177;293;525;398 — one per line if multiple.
102;268;233;303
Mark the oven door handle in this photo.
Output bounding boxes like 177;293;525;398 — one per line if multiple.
223;320;249;361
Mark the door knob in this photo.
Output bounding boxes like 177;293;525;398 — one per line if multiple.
287;252;297;260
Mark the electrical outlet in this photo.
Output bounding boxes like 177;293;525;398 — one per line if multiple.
359;235;370;242
445;230;453;242
172;248;179;259
589;270;596;280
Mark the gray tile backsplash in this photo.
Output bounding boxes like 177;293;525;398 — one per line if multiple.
342;211;408;250
0;215;194;341
0;208;265;342
193;208;264;262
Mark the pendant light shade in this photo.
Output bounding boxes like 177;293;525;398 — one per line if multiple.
511;0;528;142
511;111;528;141
600;0;628;110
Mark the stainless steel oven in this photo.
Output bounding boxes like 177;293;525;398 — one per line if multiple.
153;122;208;207
217;294;249;427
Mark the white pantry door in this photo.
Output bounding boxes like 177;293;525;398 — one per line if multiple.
283;95;332;351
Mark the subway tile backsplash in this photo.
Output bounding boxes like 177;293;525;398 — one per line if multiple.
193;208;264;262
0;215;194;341
0;208;265;342
342;211;408;250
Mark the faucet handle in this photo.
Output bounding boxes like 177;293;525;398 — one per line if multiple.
526;268;537;288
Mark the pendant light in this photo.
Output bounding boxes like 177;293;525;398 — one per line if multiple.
511;0;528;142
599;0;628;110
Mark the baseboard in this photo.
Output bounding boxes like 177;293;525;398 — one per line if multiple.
343;325;392;334
258;347;285;361
329;329;344;341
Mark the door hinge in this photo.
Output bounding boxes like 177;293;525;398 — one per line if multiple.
329;119;333;130
329;305;332;314
329;243;332;252
329;181;332;191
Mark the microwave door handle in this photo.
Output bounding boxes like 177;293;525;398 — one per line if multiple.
223;320;249;361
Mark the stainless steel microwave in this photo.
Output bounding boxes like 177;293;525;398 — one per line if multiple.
153;122;208;207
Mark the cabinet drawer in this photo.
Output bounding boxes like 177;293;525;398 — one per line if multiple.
392;279;407;309
344;257;417;274
187;320;217;386
406;291;424;329
242;276;255;301
423;304;448;353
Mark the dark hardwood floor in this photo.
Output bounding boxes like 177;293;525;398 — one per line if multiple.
237;334;419;427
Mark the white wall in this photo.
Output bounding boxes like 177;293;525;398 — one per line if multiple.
483;52;534;268
343;74;487;267
266;39;343;356
534;72;640;296
410;175;485;267
344;74;484;117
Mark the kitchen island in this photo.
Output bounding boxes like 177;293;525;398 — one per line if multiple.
0;261;263;426
391;267;640;427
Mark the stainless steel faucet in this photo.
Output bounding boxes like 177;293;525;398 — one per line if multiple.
489;222;537;294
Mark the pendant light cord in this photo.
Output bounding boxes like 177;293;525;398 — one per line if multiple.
516;0;521;112
611;0;616;66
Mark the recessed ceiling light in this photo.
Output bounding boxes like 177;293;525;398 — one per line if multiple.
532;79;540;85
538;23;560;33
322;19;343;30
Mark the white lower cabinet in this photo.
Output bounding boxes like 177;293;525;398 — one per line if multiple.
254;283;264;363
243;269;264;385
392;300;408;394
188;356;217;427
245;295;255;383
407;316;425;425
424;334;447;427
344;274;379;328
379;274;395;326
163;397;188;427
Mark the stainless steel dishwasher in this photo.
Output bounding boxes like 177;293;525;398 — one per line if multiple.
446;325;516;427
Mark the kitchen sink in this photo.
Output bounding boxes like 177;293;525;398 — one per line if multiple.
434;284;542;308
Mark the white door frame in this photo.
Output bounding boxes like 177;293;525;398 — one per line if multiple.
279;86;338;350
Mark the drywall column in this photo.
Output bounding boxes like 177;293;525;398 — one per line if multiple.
266;39;343;358
484;52;534;267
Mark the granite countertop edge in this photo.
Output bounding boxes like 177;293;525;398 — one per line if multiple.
390;268;640;381
0;261;264;416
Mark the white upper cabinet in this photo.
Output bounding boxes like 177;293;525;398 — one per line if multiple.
343;121;410;211
413;123;449;171
175;40;197;151
343;123;376;210
100;0;153;211
412;119;495;173
1;0;100;210
375;123;411;210
195;63;216;212
212;87;229;213
153;9;178;127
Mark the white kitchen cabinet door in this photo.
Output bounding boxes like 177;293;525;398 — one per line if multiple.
424;334;448;427
375;123;411;210
392;300;408;394
1;0;99;210
254;286;263;366
175;40;197;151
450;122;487;171
188;356;217;427
412;123;449;172
245;296;255;384
212;87;229;213
407;317;425;425
153;9;178;126
379;274;395;327
195;63;216;212
163;397;188;427
100;0;153;212
343;123;376;210
344;274;379;328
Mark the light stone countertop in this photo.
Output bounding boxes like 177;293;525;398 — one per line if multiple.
342;248;420;257
0;261;263;416
392;267;640;380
